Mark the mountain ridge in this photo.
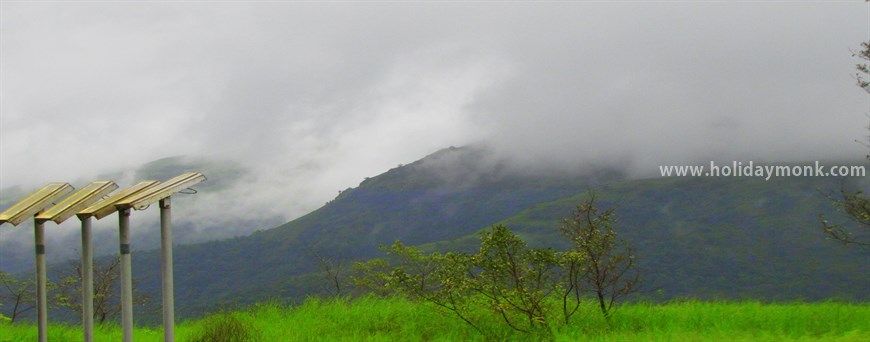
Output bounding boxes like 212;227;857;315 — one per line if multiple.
2;146;867;324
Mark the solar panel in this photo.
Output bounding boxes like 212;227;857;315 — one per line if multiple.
0;183;74;225
36;181;118;224
116;172;205;210
78;181;160;219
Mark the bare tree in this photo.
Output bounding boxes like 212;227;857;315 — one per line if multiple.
308;248;345;297
53;257;148;323
854;37;870;93
0;271;36;323
559;194;639;320
819;38;870;246
821;188;870;247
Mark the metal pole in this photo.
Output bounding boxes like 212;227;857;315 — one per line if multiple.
159;197;174;342
119;208;133;342
81;217;94;342
34;219;48;342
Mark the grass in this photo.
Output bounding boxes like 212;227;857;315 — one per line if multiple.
1;297;868;341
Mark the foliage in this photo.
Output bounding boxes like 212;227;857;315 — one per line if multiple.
354;241;488;334
821;188;870;247
471;226;559;334
32;149;865;323
820;35;870;247
188;312;259;342
53;257;149;323
855;40;870;91
355;227;561;336
355;220;637;337
0;271;36;323
307;247;348;297
559;194;639;320
427;176;869;300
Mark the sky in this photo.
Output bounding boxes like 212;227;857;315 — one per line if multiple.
1;2;868;265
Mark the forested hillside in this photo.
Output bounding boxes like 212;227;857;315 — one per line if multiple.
425;175;869;301
4;147;866;324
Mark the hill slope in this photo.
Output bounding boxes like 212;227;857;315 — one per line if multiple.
8;147;866;324
137;148;866;321
128;146;621;320
427;176;869;300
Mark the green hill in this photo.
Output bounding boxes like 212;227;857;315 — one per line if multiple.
425;176;869;301
4;147;866;324
125;148;866;321
128;146;623;320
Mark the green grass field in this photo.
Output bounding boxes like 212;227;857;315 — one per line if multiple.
2;297;868;341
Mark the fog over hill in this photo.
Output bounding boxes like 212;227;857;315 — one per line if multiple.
1;2;869;311
1;4;867;235
0;145;621;273
0;145;858;324
0;156;287;273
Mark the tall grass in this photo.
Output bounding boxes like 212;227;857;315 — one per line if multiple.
1;297;867;341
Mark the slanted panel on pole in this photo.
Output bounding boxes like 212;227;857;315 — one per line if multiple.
159;198;174;342
78;181;160;220
77;181;159;342
118;208;133;342
80;216;95;342
0;182;75;342
116;172;205;210
116;172;205;342
36;181;118;223
34;219;47;342
33;180;118;342
0;182;73;225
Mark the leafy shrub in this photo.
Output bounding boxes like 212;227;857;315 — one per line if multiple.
189;313;259;342
354;225;560;336
353;197;639;337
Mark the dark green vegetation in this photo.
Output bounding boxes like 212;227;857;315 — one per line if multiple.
821;187;870;246
2;147;868;324
352;206;640;337
128;147;624;322
92;148;870;322
427;174;869;301
2;297;868;341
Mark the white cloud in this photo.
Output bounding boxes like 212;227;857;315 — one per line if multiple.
0;3;867;265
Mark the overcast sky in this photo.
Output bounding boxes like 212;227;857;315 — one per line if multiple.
1;2;868;224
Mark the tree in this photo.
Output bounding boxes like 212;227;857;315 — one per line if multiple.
819;36;870;246
469;225;559;334
354;226;561;336
353;241;485;334
854;38;870;93
308;248;346;297
53;257;148;324
0;271;36;323
821;188;870;246
355;206;642;336
559;194;638;320
556;247;586;324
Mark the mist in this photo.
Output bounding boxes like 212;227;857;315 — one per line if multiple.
1;3;868;268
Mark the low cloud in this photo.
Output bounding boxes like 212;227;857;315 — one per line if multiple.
1;3;868;267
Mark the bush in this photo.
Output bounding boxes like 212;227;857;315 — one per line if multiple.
354;225;560;336
189;313;259;342
352;197;639;337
